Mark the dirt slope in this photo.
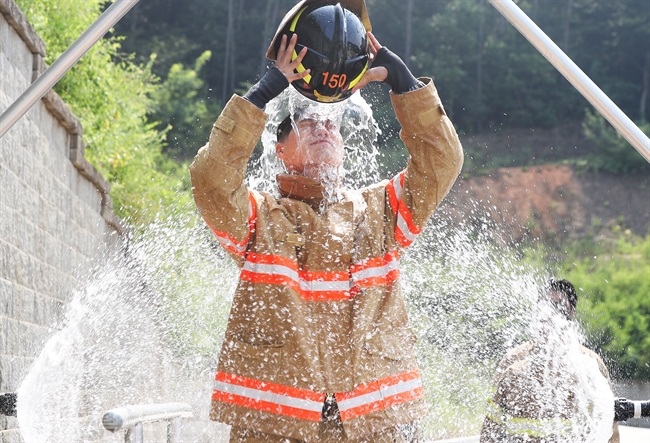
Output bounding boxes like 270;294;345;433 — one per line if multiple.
440;165;649;242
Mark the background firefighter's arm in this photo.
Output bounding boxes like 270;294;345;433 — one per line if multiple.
479;415;507;443
581;346;620;443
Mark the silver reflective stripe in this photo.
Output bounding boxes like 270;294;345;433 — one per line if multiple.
243;262;351;291
243;262;300;281
635;401;642;419
299;279;351;292
216;234;247;253
392;174;404;200
337;378;422;412
396;214;418;241
213;381;323;413
351;259;399;282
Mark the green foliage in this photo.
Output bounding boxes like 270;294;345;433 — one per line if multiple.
149;51;221;159
561;235;650;379
15;0;192;223
582;109;650;174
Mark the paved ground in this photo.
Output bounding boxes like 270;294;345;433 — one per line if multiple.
618;425;650;443
429;425;650;442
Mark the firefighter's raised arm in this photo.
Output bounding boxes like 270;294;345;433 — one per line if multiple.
189;35;308;264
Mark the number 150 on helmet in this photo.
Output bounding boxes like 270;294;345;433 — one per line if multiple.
267;0;372;103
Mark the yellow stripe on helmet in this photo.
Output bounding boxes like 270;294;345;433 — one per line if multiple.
347;61;369;89
290;6;312;84
289;6;308;32
314;90;342;103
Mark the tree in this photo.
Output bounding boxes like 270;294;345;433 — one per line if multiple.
16;0;192;222
565;235;650;380
149;51;222;159
581;109;650;174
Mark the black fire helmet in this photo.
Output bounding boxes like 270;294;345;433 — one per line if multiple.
267;1;372;103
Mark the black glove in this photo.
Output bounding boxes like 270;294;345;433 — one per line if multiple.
244;67;289;109
372;47;419;94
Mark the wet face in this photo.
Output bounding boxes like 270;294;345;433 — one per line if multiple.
275;111;344;180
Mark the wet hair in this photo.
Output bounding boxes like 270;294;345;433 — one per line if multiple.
276;106;316;143
276;106;346;143
277;107;315;143
277;114;293;143
548;278;578;310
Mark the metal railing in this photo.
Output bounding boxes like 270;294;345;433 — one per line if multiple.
0;0;140;139
102;403;192;443
488;0;650;162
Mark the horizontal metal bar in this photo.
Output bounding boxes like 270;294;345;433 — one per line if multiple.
0;0;140;139
488;0;650;163
102;403;192;432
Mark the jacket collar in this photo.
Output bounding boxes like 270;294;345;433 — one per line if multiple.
276;174;326;207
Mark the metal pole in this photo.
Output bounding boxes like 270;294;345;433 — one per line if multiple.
0;0;140;139
488;0;650;163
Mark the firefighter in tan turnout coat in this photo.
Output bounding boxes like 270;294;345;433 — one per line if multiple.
190;2;463;441
480;279;620;443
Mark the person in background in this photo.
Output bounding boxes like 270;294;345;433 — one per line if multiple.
190;1;463;441
479;279;620;443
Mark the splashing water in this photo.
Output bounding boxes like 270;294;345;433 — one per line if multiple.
521;303;615;442
17;216;237;442
250;88;380;195
15;92;616;442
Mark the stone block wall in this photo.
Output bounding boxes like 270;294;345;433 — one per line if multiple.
0;0;124;440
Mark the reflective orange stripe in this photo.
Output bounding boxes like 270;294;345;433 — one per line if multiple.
212;391;322;421
336;369;424;421
338;387;425;421
240;251;401;301
212;370;423;423
213;372;324;422
337;370;420;399
216;372;324;402
386;171;422;247
205;192;257;257
241;252;355;301
350;250;401;288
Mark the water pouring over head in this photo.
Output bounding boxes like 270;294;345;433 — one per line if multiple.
543;278;577;321
276;105;345;182
189;12;466;439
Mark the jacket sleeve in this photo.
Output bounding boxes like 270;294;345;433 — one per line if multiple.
385;78;463;248
479;415;507;443
585;348;621;443
189;94;267;263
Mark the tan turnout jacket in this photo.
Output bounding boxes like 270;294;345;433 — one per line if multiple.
190;78;463;441
480;341;620;443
